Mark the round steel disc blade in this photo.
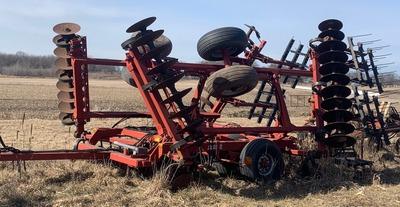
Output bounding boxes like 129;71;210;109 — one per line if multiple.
57;91;74;102
58;72;73;81
58;112;71;120
316;40;347;53
55;69;65;77
318;30;345;41
324;122;355;134
56;69;72;79
322;109;353;123
53;23;81;35
147;58;178;75
321;97;352;110
58;101;75;113
319;62;349;75
320;85;351;98
56;79;74;92
61;117;75;126
121;30;164;50
53;47;70;58
131;31;173;58
126;17;157;33
141;43;171;60
325;134;356;148
55;58;72;70
52;35;69;46
318;50;348;64
320;73;350;85
318;19;343;31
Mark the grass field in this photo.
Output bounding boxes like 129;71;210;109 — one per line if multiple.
1;76;400;206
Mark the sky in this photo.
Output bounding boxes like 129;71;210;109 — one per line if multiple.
0;0;398;73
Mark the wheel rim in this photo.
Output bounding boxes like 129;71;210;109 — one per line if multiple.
257;154;275;176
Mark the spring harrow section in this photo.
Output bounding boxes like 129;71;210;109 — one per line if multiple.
52;23;81;126
313;19;356;148
121;17;202;144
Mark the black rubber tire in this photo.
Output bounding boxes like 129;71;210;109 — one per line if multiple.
205;65;258;98
239;139;284;183
197;27;248;61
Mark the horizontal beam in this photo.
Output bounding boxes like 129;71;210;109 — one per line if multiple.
73;58;312;77
87;111;151;119
77;58;126;66
200;126;317;134
172;62;312;77
0;150;109;161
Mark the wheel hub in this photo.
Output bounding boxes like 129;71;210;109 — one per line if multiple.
257;154;274;176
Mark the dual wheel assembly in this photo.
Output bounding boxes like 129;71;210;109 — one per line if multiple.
196;27;284;182
197;27;258;99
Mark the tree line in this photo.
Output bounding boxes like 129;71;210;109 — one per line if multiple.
0;51;119;77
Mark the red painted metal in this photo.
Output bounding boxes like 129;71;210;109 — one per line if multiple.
0;150;109;161
0;29;325;173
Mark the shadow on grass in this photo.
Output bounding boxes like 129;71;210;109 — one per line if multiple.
0;188;49;207
194;159;400;200
379;167;400;185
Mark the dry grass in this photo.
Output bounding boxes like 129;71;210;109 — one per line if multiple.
1;76;400;206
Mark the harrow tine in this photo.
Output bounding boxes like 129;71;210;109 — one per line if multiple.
358;39;381;45
376;62;395;66
374;53;392;58
372;56;387;60
348;33;372;38
369;45;391;50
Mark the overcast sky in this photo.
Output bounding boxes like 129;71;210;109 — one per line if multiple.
0;0;398;72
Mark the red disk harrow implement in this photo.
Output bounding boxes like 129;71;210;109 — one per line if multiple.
1;17;397;187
